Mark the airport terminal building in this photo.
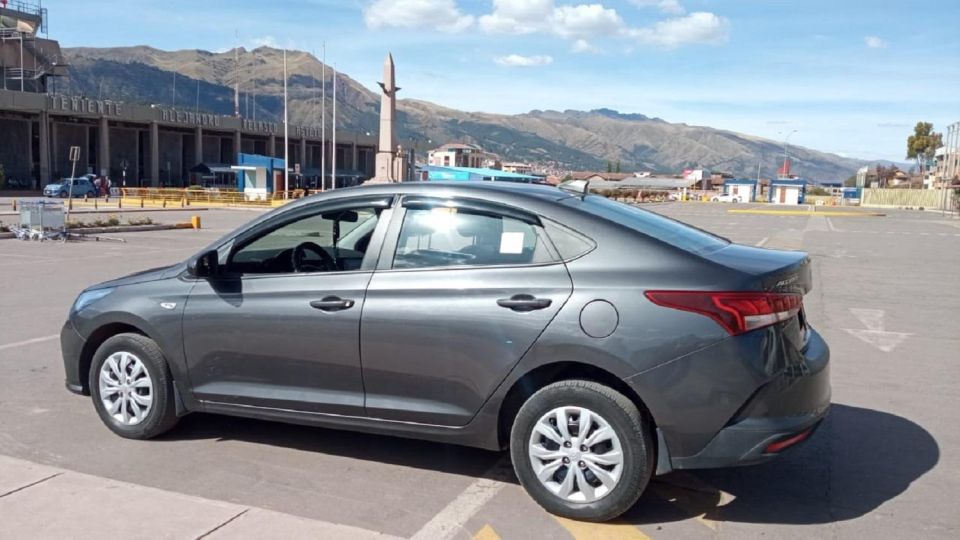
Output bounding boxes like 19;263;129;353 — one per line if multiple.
0;90;377;188
0;1;376;189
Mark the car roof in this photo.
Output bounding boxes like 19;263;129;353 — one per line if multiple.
295;181;574;210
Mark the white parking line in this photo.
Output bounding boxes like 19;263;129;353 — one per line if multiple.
410;457;513;540
755;237;769;247
0;334;59;352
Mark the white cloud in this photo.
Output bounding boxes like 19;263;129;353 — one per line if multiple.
865;35;887;49
249;36;280;49
551;4;625;39
363;0;474;33
479;0;553;34
494;54;554;67
629;11;729;48
629;0;685;15
571;38;601;53
480;0;624;39
478;1;725;50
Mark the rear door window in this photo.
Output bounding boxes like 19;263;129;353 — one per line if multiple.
393;204;555;269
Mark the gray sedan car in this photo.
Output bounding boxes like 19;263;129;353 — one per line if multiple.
61;181;830;521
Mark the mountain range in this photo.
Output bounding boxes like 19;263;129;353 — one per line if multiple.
61;45;885;181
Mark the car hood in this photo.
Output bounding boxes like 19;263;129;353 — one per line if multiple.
88;263;185;290
44;183;65;189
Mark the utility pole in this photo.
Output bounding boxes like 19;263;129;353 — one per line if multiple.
172;72;176;108
233;31;240;117
332;64;337;190
20;32;25;92
321;42;326;190
283;48;289;199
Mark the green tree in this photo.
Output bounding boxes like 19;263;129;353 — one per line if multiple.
615;160;621;173
906;122;943;174
843;174;858;187
606;161;613;173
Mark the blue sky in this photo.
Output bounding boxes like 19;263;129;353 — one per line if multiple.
43;0;959;162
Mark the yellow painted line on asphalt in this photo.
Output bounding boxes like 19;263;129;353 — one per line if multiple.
473;524;502;540
553;517;651;540
727;209;884;217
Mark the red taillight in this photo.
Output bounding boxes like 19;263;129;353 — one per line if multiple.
644;290;803;336
764;429;812;453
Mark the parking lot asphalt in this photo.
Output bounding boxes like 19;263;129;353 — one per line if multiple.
1;202;958;539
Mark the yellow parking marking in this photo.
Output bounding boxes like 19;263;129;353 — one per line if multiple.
553;517;651;540
728;209;884;217
474;524;502;540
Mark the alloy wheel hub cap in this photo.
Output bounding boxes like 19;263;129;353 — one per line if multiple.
528;406;624;503
98;351;153;426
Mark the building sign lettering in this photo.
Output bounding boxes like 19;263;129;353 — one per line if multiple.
242;119;279;134
50;96;123;116
159;109;222;127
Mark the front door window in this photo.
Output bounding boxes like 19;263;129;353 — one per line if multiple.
229;206;383;274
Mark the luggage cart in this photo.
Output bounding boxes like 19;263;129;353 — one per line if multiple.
14;200;66;241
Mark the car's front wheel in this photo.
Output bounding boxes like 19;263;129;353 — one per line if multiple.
510;380;654;522
88;333;179;439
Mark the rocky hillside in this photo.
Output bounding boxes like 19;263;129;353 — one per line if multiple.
62;46;869;180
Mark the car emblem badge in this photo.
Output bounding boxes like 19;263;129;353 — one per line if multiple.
160;302;177;310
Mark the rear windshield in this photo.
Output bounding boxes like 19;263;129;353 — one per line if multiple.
565;196;729;255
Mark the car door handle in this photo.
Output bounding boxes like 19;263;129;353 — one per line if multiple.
309;296;355;312
497;294;552;312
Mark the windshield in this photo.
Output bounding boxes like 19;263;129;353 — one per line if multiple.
566;195;729;256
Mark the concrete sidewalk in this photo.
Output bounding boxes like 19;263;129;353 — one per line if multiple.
0;455;402;539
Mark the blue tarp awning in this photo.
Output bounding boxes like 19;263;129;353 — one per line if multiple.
419;166;541;182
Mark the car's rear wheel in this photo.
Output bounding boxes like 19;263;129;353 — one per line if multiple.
88;333;179;439
510;380;653;522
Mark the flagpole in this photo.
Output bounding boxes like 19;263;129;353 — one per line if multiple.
332;63;337;190
321;42;326;190
283;48;289;200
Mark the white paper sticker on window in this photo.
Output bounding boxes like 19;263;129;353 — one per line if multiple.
500;232;525;254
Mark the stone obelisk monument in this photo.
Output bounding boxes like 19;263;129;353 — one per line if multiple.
370;53;406;183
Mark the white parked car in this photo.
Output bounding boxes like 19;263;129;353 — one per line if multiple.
712;193;743;203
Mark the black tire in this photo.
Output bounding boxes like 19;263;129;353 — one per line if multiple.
510;380;653;522
88;333;179;439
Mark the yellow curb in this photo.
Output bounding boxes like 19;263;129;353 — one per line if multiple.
117;197;284;210
727;209;885;217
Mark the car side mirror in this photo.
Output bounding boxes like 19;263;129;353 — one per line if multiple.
188;250;219;278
